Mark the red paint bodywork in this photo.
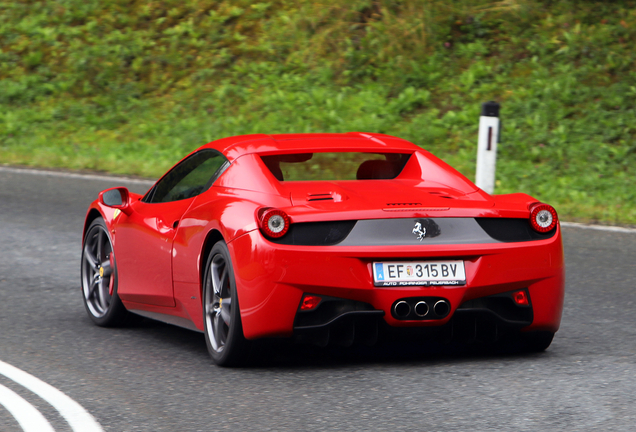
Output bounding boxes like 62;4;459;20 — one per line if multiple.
84;133;564;338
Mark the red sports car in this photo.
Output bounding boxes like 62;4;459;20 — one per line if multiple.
81;133;564;366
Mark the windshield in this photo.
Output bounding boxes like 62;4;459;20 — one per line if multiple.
260;152;411;181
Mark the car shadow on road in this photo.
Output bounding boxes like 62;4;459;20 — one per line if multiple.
119;317;553;369
244;337;554;370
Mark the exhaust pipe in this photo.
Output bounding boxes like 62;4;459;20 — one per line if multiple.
433;300;450;317
393;301;411;318
414;301;429;317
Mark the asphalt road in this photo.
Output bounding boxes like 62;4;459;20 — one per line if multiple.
0;166;635;431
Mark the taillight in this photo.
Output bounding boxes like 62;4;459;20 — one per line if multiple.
529;203;558;233
259;208;291;238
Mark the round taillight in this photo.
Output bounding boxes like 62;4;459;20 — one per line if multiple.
529;203;558;233
259;208;290;238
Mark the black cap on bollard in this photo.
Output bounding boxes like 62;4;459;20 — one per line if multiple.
481;101;500;117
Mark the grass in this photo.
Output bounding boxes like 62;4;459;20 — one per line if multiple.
1;0;635;224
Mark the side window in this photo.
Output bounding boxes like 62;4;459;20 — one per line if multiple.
144;150;229;203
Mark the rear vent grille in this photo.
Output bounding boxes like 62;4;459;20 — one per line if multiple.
384;202;449;212
428;192;456;199
307;193;334;202
383;207;450;212
385;202;423;207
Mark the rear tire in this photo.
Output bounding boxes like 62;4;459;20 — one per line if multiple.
81;217;131;326
202;241;249;366
522;331;555;352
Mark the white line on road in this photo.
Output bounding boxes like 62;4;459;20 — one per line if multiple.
560;221;636;234
0;165;155;185
0;360;104;432
0;383;55;432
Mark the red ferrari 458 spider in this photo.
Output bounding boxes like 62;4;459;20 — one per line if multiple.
81;133;564;365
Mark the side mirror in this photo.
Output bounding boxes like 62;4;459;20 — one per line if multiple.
99;187;132;215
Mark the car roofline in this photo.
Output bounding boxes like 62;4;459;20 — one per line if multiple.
200;132;423;162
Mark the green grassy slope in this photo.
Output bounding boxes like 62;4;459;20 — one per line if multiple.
1;0;635;224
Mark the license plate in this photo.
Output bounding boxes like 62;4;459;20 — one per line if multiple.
373;260;466;287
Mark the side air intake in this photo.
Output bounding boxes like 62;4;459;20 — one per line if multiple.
307;193;334;202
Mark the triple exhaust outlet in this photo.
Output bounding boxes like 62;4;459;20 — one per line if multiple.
392;298;450;320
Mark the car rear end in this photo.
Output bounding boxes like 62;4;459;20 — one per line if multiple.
219;141;564;347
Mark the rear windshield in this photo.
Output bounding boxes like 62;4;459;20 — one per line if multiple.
260;152;411;181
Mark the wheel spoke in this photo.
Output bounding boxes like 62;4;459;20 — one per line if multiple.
211;263;219;294
97;231;104;261
98;278;109;311
213;312;224;345
218;266;227;294
88;276;100;300
83;245;99;271
204;297;211;317
220;303;231;326
212;260;226;296
210;285;219;303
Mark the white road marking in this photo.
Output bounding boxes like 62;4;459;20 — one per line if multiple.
0;360;104;432
0;383;55;432
560;221;636;234
0;165;155;185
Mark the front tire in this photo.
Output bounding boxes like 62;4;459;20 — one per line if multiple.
81;217;130;326
203;241;249;366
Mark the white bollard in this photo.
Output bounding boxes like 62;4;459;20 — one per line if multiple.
475;101;500;194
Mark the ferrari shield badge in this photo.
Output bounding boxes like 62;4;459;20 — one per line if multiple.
412;222;426;241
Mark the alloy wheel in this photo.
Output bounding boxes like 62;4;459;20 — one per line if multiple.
81;223;115;318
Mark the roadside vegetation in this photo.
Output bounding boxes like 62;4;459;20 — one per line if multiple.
1;0;635;224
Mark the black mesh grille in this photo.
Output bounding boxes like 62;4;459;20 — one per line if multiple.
294;296;378;328
268;220;357;246
475;218;556;242
457;293;533;325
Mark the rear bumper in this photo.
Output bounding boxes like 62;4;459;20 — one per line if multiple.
291;288;538;347
229;225;564;340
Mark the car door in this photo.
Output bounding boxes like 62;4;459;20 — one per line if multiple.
115;149;229;307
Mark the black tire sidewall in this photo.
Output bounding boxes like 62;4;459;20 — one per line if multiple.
522;331;555;352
